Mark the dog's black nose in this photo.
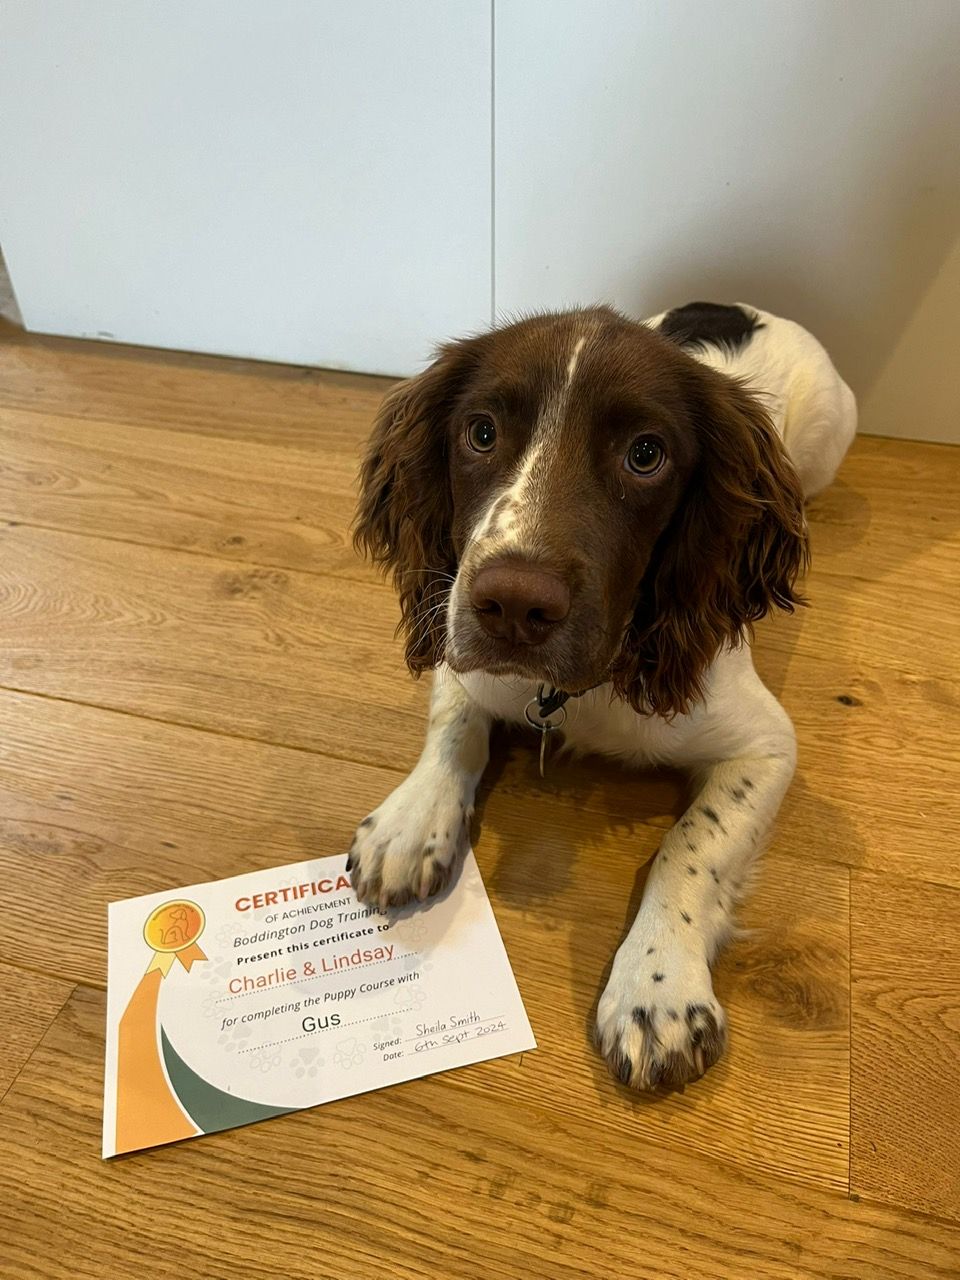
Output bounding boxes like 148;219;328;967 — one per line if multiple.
470;563;571;646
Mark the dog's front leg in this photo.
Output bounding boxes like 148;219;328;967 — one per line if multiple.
596;741;796;1091
349;668;492;911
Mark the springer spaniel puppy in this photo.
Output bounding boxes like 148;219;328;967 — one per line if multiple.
349;301;856;1091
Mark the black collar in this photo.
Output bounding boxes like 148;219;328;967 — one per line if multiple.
534;682;600;719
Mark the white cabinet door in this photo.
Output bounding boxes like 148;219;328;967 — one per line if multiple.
494;0;960;441
0;0;492;375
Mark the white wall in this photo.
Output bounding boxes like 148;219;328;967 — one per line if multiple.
495;0;960;442
0;0;491;375
2;1;959;440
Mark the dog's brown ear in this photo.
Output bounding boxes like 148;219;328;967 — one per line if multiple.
353;343;472;673
614;370;809;716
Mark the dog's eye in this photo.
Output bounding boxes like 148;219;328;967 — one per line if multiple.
625;436;665;476
466;416;497;453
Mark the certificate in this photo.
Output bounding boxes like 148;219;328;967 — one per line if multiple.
103;851;535;1157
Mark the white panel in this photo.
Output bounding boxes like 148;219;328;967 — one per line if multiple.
495;0;960;441
0;0;491;375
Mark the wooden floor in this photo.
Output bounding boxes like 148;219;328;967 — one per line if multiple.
0;304;958;1280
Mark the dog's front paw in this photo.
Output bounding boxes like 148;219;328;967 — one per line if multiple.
596;941;727;1092
348;769;471;911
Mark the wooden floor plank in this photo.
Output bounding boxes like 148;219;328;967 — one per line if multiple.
806;438;960;582
851;872;960;1223
0;405;367;579
0;964;73;1100
0;321;391;447
767;654;960;888
1;985;956;1280
0;520;423;774
799;567;959;682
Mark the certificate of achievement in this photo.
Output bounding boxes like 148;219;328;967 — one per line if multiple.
103;851;535;1157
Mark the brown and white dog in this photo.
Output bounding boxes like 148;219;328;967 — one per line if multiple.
349;301;855;1091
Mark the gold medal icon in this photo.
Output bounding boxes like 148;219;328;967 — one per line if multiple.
142;899;207;976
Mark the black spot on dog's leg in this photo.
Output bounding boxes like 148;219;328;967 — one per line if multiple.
729;787;747;803
687;865;697;876
680;910;692;924
741;778;754;790
699;805;727;835
632;1006;649;1027
710;867;719;884
646;947;655;955
652;972;664;983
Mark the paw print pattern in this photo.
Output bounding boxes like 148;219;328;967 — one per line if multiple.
399;918;428;947
333;1037;365;1070
248;1046;283;1073
199;956;233;986
217;1022;254;1052
395;986;428;1012
367;1014;402;1039
291;1046;324;1080
460;863;484;896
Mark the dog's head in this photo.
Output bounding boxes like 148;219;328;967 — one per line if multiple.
354;306;807;716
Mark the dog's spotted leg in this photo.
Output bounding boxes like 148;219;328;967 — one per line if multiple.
349;667;491;911
596;741;796;1091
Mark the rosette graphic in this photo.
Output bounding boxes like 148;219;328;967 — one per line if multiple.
113;899;292;1154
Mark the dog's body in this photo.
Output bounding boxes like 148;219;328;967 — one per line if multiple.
646;302;856;499
350;301;855;1091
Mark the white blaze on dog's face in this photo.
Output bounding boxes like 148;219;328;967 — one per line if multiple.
355;305;808;716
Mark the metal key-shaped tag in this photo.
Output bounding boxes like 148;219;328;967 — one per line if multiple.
524;697;567;778
538;726;551;778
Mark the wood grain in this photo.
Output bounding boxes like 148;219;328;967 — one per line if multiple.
0;321;391;447
806;439;960;581
0;964;73;1100
0;405;364;578
851;872;960;1222
1;986;957;1280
